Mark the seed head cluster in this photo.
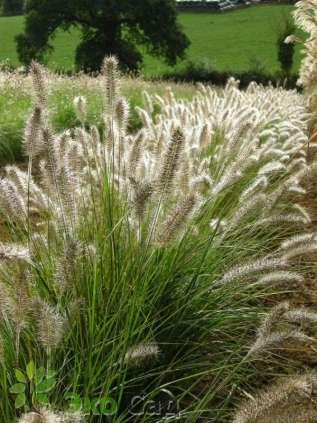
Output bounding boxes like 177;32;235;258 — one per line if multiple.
0;56;316;420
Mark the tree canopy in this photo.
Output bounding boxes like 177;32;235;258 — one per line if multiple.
277;15;295;76
1;0;24;15
16;0;190;72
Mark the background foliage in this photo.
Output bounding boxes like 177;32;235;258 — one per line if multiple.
15;0;189;72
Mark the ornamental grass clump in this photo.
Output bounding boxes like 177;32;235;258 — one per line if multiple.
230;4;317;420
286;0;317;117
292;0;317;112
233;372;317;423
0;57;316;421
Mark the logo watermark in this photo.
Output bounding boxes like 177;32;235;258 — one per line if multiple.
10;362;181;418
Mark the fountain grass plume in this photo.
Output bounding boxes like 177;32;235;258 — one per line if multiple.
233;373;317;423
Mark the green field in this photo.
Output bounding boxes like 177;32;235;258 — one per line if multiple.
0;5;302;75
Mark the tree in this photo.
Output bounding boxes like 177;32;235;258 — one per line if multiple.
277;15;296;76
16;0;190;72
2;0;24;15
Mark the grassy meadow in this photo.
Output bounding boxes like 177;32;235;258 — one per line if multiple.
0;72;197;162
0;5;303;75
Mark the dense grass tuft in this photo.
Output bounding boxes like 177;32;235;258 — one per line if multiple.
0;59;315;422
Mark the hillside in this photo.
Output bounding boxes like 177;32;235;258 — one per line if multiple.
0;5;302;75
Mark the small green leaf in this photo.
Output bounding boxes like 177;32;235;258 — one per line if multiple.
35;393;49;405
14;369;26;384
26;361;35;380
15;393;26;409
36;377;56;393
9;383;25;394
35;367;45;385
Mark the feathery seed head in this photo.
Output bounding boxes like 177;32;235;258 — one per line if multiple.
157;128;185;194
59;413;85;422
142;90;154;114
282;241;317;260
128;130;144;176
247;302;314;358
233;373;317;423
33;299;67;350
8;265;32;331
190;174;213;194
73;96;87;123
30;61;48;110
257;302;290;340
240;176;268;200
102;55;119;77
199;124;210;148
285;34;299;44
220;257;288;285
256;271;304;285
18;407;60;423
248;329;310;357
124;342;160;367
0;243;30;262
115;97;129;133
285;308;317;324
129;177;153;222
281;233;317;250
102;56;120;115
292;203;311;224
54;238;81;293
90;125;100;148
0;281;12;317
255;214;311;226
157;193;197;245
23;106;44;157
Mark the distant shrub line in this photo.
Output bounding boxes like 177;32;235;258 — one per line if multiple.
158;61;300;90
177;0;295;11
